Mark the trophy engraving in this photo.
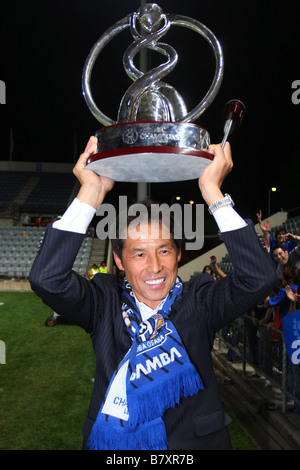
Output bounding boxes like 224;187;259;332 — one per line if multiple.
82;3;226;182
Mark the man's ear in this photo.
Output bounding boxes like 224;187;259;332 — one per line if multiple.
177;245;182;263
113;251;124;271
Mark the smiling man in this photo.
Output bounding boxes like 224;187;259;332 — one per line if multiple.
272;236;300;279
30;136;275;450
112;207;181;310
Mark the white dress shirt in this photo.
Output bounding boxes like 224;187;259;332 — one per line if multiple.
53;198;247;320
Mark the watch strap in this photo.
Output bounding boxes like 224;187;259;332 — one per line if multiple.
208;193;234;214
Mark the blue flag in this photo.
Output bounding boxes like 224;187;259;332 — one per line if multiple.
282;309;300;364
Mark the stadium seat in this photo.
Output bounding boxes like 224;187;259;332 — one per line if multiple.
0;225;93;280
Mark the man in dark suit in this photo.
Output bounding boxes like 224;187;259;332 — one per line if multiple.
30;137;275;450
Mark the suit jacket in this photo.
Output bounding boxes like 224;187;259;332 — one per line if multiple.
30;220;275;450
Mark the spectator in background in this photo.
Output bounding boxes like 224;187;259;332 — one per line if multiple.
264;266;300;319
286;285;300;313
264;266;300;394
89;264;99;280
256;302;275;386
245;306;262;371
272;234;300;279
202;264;214;276
282;271;300;413
99;261;109;274
21;212;31;226
257;210;297;264
86;224;95;238
47;216;55;225
210;255;227;279
35;215;43;227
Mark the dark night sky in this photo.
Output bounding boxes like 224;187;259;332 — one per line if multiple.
0;0;300;225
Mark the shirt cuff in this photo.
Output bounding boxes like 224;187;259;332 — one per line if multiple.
212;205;247;233
52;198;96;234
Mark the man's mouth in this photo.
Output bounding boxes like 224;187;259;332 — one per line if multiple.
145;277;166;286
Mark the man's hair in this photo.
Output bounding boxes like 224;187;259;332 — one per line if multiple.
111;198;181;261
202;265;212;273
282;265;300;286
275;228;286;238
271;243;287;255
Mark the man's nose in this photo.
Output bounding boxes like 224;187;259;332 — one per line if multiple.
147;254;162;272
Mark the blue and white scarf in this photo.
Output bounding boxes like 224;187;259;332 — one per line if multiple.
87;277;203;450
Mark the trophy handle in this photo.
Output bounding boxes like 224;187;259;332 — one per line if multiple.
82;17;131;127
82;11;224;126
169;15;224;123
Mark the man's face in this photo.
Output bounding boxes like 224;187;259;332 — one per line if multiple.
113;222;181;310
273;247;289;265
203;266;212;275
276;231;286;243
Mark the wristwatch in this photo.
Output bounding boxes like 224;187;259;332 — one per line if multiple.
208;193;234;214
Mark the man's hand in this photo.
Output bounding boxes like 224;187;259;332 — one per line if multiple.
256;209;262;223
198;142;233;206
256;209;271;233
285;232;300;242
286;285;300;303
286;285;300;314
264;296;271;309
73;136;115;209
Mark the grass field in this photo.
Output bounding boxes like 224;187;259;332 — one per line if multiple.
0;291;258;450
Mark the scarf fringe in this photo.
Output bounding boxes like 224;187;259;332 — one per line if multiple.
128;362;203;428
87;417;168;450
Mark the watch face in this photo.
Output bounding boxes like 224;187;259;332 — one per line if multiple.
224;194;233;205
208;194;233;214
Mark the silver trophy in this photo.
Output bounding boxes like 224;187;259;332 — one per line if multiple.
82;3;243;182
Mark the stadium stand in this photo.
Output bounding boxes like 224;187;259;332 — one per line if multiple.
20;172;77;215
278;215;300;234
0;170;77;218
0;171;31;212
0;225;93;279
0;169;94;280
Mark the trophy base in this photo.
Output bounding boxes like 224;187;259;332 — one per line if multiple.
86;121;214;182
